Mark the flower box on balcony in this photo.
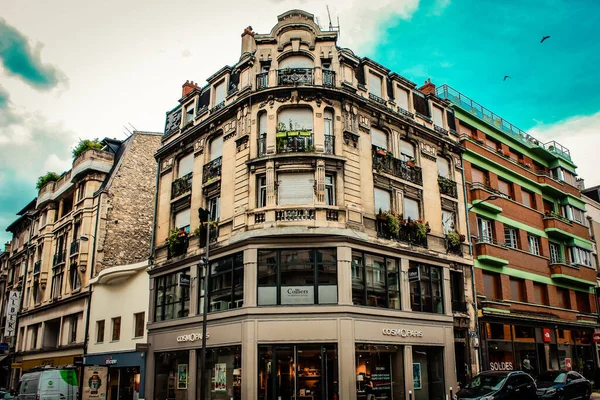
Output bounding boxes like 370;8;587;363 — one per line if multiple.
376;148;388;157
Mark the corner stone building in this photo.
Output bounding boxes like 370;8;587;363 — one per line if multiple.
148;10;475;400
9;131;160;387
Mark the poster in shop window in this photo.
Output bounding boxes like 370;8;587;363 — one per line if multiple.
371;363;392;398
213;363;227;392
178;364;188;389
82;365;108;400
413;363;422;390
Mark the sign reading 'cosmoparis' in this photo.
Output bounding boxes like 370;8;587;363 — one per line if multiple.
176;333;210;342
382;328;424;338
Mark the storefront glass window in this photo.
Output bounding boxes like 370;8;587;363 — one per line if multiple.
412;346;445;400
197;346;242;400
154;268;190;321
208;253;244;312
351;251;400;309
154;351;189;400
257;249;337;305
258;344;338;400
355;344;404;400
410;263;443;314
486;323;512;341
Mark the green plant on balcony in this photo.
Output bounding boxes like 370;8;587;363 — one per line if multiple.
36;171;60;189
167;228;188;257
72;138;103;159
446;230;465;246
414;220;430;241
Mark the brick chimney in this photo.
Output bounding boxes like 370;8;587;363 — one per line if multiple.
419;78;436;95
182;80;199;98
4;242;11;253
241;26;256;55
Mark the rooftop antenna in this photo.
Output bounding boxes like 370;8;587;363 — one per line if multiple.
128;122;138;132
326;5;340;36
123;125;133;137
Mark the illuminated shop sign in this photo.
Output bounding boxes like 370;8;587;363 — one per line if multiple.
382;328;423;338
176;333;210;342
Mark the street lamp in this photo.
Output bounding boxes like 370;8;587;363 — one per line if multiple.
198;207;211;400
468;195;500;211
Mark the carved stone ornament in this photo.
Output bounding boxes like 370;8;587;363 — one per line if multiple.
162;157;174;171
344;131;359;148
194;138;204;154
420;142;437;161
300;92;333;107
358;115;370;131
454;156;463;170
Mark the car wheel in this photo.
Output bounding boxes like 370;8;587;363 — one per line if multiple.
584;388;591;400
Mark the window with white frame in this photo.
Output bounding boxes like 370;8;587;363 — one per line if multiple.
442;210;455;235
368;72;383;97
209;135;223;161
400;139;415;162
324;110;334;136
374;188;391;214
257;176;267;208
396;86;409;112
208;196;220;221
569;247;592;267
562;205;585;224
432;106;444;127
370;127;388;150
185;104;194;123
437;157;450;178
477;218;493;242
504;226;518;248
177;153;194;178
278;173;314;205
174;208;191;232
549;242;561;263
325;174;335;206
403;197;420;220
528;235;540;256
214;81;225;105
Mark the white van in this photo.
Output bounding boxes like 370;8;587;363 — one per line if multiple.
17;368;78;400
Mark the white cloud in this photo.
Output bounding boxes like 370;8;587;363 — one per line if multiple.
431;0;451;15
528;111;600;187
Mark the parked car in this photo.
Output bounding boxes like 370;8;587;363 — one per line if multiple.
17;367;78;400
456;370;536;400
535;370;591;399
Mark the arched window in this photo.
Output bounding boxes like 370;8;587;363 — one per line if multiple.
279;55;314;68
278;55;314;85
277;108;313;153
400;139;415;162
257;112;267;157
437;157;451;178
324;109;334;154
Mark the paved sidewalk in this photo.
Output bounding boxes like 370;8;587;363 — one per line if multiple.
591;392;600;399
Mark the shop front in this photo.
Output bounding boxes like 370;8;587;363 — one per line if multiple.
84;351;145;400
481;320;596;380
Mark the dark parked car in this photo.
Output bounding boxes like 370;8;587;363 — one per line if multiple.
456;370;536;400
535;370;591;399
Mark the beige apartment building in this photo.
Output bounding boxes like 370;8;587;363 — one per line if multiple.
5;131;160;391
147;10;475;400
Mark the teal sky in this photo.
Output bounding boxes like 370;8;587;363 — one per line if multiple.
1;0;599;246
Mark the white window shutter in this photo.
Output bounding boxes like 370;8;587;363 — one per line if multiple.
432;106;444;127
374;188;391;214
175;208;191;229
371;127;388;149
400;139;415;159
279;56;314;68
210;135;223;160
437;157;450;178
214;81;225;104
278;173;314;205
178;153;194;178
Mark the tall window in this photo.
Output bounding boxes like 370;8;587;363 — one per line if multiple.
178;153;194;178
257;176;267;208
208;196;220;221
397;86;409;112
185;103;194;123
174;208;191;232
569;247;592;267
370;127;388;150
96;320;105;343
134;312;145;338
69;315;78;343
497;179;512;199
521;190;534;209
403;197;420;220
441;210;456;235
410;263;443;314
504;226;518;249
576;291;591;313
277;108;313;153
214;80;225;105
528;235;540;256
412;92;430;117
154;268;190;321
111;317;121;341
563;205;585;224
368;72;383;97
325;174;335;206
69;264;80;291
432;106;444;127
208;253;244;312
352;251;400;309
510;278;525;302
324;110;334;136
51;270;63;300
278;173;313;205
533;283;548;305
471;167;488;185
209;134;223;161
258;249;337;306
477;218;494;242
399;139;415;162
549;243;561;263
557;288;570;309
482;272;500;300
374;188;391;214
437;157;450;179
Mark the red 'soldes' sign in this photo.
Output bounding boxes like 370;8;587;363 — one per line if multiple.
592;333;600;343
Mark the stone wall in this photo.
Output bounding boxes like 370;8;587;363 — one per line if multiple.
96;132;161;270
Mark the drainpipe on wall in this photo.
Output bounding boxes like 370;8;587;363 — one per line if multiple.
461;153;482;374
149;159;161;267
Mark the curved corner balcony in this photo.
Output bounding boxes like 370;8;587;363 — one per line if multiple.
277;68;314;86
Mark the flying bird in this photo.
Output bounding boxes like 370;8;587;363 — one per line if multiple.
541;35;550;43
503;76;511;81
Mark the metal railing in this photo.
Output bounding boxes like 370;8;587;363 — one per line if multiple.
396;107;414;119
438;176;458;198
376;219;428;248
53;251;65;266
372;146;423;185
202;157;222;184
544;212;571;224
275;209;316;221
276;134;314;153
277;68;313;86
34;261;41;275
209;101;225;114
324;135;335;155
326;210;339;221
257;137;267;157
256;72;269;90
168;237;189;259
172;172;193;198
369;93;387;106
69;240;79;256
437;84;571;160
550;257;568;265
322;70;336;87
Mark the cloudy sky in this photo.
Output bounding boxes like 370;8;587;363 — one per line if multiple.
1;0;599;244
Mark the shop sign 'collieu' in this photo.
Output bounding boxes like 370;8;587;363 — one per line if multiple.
176;333;210;342
382;328;423;338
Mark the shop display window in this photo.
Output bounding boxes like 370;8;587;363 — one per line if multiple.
197;346;242;400
412;346;445;400
208;253;244;312
154;351;189;400
355;344;404;400
351;251;400;309
258;344;338;400
410;263;443;314
485;323;511;341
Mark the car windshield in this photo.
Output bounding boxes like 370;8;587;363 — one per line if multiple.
465;375;506;391
538;372;566;383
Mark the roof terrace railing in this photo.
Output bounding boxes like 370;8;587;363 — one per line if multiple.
436;84;571;161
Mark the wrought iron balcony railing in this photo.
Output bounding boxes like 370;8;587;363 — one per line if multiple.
276;209;316;221
396;107;414;119
209;101;225;114
277;68;313;86
324;135;335;155
375;218;428;248
372;146;423;186
257;137;267;157
256;72;269;90
438;176;458;198
172;172;193;198
70;240;79;256
322;70;336;87
369;93;387;106
434;125;449;136
203;157;222;184
53;251;65;267
276;132;314;153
